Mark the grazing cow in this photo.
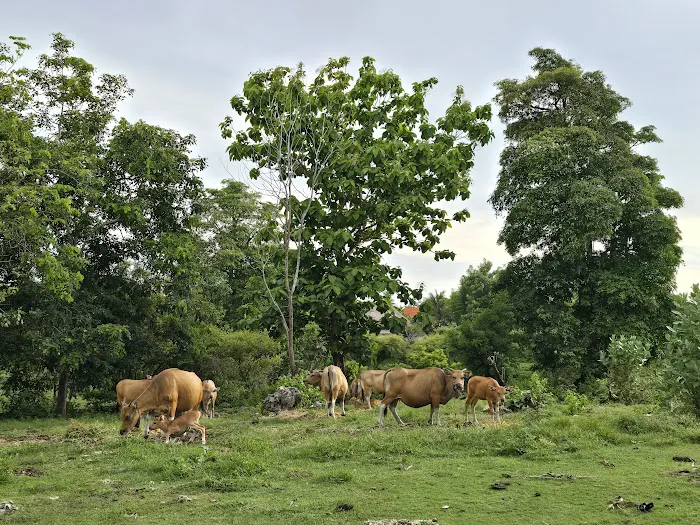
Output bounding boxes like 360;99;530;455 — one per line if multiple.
465;375;507;424
351;370;388;409
378;368;467;426
305;366;348;418
150;409;206;445
119;368;203;437
202;380;218;418
116;378;152;428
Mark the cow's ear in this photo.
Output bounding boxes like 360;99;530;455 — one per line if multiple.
120;400;128;408
489;385;498;392
131;401;138;409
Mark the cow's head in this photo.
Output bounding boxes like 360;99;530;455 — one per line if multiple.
119;401;142;435
350;378;365;399
443;369;468;398
149;414;168;433
304;370;323;387
490;384;508;407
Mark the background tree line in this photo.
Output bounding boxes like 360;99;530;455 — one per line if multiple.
1;35;698;417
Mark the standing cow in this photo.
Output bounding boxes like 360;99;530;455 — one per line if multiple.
202;380;218;418
378;367;467;426
305;366;348;418
351;370;387;409
119;368;203;437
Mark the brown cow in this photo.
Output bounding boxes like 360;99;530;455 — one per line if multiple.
119;368;203;437
202;379;218;418
378;368;467;426
305;366;348;418
150;409;206;445
116;378;152;428
465;376;507;424
351;370;387;409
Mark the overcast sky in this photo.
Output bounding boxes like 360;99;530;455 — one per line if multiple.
3;0;699;296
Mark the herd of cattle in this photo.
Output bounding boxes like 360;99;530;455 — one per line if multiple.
116;366;509;445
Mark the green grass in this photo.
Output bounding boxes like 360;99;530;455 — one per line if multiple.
1;403;699;524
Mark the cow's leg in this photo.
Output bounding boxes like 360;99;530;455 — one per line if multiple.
428;406;434;425
340;394;346;416
388;400;405;426
211;398;215;418
191;423;206;445
472;402;479;425
168;399;177;421
488;400;496;423
330;397;337;418
365;389;373;410
142;413;152;439
378;397;393;426
434;405;441;426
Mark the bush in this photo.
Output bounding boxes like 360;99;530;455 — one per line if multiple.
200;328;283;407
664;292;700;414
563;390;590;415
344;359;360;383
294;323;331;372
370;334;409;367
273;374;324;407
600;334;652;404
506;372;554;411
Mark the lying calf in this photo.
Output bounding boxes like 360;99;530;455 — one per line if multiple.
150;409;206;445
350;398;380;409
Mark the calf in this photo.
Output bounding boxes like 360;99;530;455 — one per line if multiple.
350;398;380;409
465;376;507;424
149;409;206;445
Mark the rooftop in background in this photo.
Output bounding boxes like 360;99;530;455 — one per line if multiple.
402;306;419;319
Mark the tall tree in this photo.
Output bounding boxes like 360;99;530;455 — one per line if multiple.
223;57;493;371
490;48;683;383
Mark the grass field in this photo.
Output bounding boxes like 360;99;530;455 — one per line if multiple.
1;402;699;524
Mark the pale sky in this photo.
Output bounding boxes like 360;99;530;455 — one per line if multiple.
3;0;699;296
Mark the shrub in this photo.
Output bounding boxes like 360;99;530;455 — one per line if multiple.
506;371;554;411
664;291;700;414
563;390;590;415
370;334;409;367
273;374;324;407
200;328;283;407
344;359;360;383
294;323;331;372
600;334;652;404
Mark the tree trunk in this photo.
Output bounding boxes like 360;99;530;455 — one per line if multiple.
55;370;69;417
287;300;297;376
333;351;346;375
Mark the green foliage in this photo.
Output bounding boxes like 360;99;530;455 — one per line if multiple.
600;334;652;404
664;287;700;414
563;390;590;415
370;334;409;367
447;261;524;375
222;57;493;369
406;330;460;369
492;48;683;384
293;322;331;373
344;359;360;382
200;328;283;407
415;291;452;333
273;374;324;407
507;372;555;411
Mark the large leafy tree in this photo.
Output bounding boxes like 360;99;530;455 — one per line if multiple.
491;48;683;384
0;34;210;415
223;57;493;371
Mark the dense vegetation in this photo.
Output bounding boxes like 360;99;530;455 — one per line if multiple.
1;35;698;419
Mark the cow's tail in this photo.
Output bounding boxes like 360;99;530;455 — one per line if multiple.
326;367;334;396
